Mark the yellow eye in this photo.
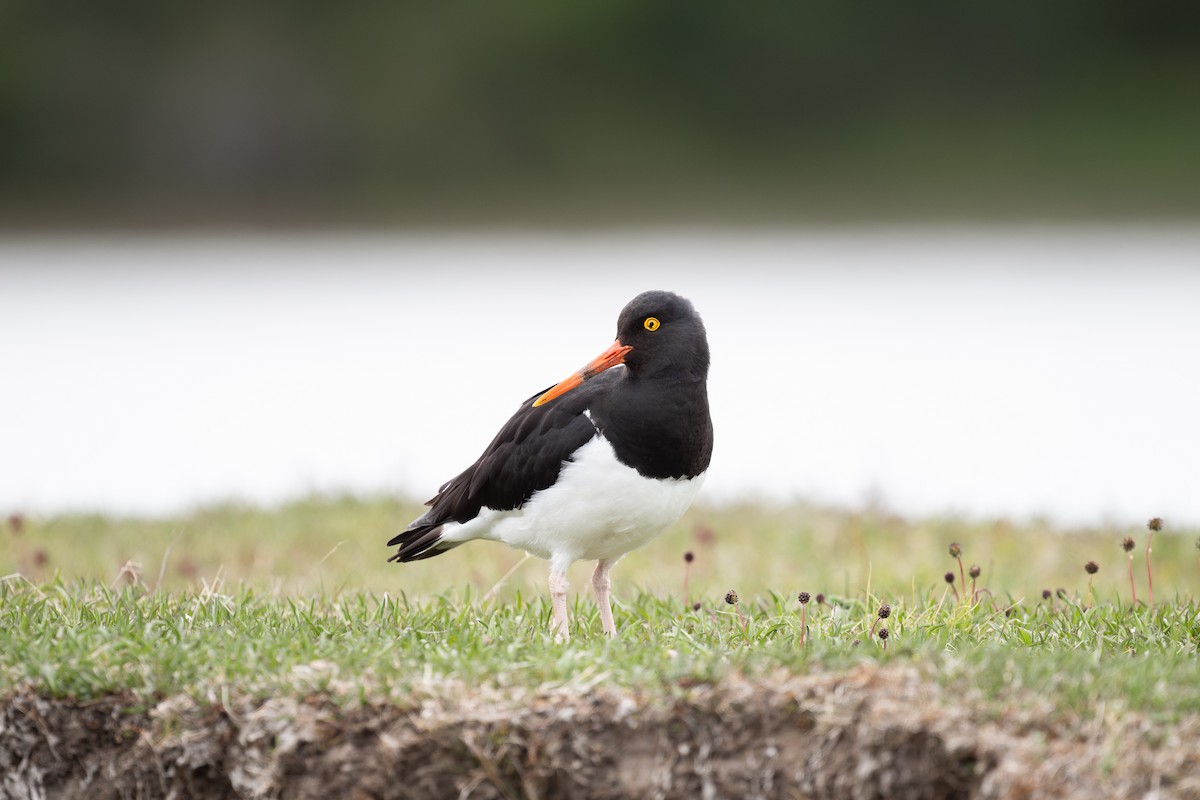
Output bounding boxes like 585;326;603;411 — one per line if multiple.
644;317;660;331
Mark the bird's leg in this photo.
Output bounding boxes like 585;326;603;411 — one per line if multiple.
592;558;617;637
549;568;570;641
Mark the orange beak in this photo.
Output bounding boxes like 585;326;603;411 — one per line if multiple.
532;340;632;407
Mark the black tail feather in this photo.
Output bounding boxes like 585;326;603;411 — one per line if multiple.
387;524;452;563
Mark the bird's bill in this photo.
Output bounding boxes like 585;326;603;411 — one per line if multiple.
533;340;632;407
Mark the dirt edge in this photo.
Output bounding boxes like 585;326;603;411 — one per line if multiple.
2;665;1197;800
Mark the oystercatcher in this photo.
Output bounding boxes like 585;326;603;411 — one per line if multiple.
388;290;713;639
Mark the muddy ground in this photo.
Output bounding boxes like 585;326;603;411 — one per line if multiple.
2;665;1198;800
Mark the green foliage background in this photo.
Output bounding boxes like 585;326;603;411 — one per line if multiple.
4;2;1199;224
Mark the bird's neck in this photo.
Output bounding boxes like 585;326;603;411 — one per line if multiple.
590;374;712;480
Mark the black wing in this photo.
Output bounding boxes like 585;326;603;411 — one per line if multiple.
387;374;613;562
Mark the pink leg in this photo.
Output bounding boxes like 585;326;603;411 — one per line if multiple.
592;559;617;636
549;569;570;641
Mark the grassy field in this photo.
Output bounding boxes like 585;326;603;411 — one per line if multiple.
3;577;1200;716
7;494;1199;602
3;495;1199;712
5;497;1200;797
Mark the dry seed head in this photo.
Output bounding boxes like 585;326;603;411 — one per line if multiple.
877;604;891;619
684;551;695;564
116;559;142;585
798;591;811;605
1148;517;1163;532
1042;588;1052;600
724;590;739;606
815;593;826;605
878;627;889;641
1085;560;1099;575
968;564;981;579
944;571;955;584
949;542;963;558
1121;536;1135;553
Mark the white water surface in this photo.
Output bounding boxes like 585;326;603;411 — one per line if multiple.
2;228;1197;527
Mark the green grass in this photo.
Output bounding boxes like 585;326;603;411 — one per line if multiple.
2;578;1199;720
3;496;1200;720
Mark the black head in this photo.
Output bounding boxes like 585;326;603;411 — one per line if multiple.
615;290;709;380
532;290;709;407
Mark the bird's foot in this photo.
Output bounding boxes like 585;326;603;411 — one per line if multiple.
549;569;571;642
592;559;618;637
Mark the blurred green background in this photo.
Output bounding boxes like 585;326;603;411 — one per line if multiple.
9;496;1197;604
4;1;1199;228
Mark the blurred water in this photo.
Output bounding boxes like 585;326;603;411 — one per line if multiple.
2;228;1198;527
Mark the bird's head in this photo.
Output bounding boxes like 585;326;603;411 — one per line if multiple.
533;290;708;407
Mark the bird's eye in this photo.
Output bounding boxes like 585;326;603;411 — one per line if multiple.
644;317;660;331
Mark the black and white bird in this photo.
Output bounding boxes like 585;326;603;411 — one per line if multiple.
388;290;713;639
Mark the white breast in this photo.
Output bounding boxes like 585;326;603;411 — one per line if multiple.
439;435;705;570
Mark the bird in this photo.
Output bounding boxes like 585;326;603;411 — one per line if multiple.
387;290;713;639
